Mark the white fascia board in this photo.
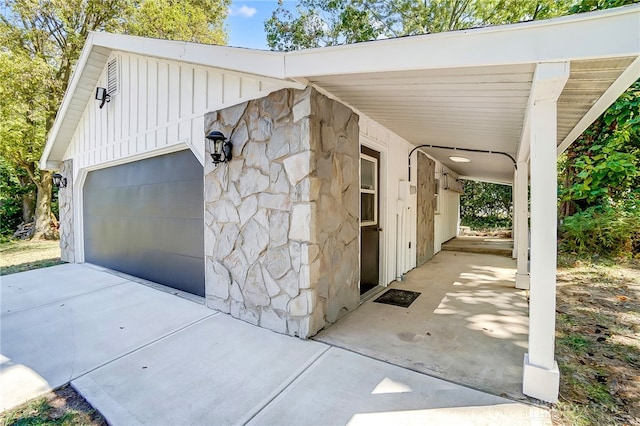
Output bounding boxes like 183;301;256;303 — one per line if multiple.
40;33;98;170
558;56;640;155
40;32;298;170
91;32;287;80
284;5;640;78
517;62;571;162
459;176;513;186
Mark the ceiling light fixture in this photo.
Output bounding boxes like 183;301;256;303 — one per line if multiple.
449;156;471;163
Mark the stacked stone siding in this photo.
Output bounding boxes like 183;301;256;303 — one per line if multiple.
416;152;435;266
203;88;359;338
59;159;74;262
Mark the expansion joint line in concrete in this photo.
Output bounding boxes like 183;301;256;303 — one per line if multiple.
70;312;219;383
0;280;130;317
239;346;332;425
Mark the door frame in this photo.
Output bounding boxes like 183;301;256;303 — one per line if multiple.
360;136;387;289
73;143;194;263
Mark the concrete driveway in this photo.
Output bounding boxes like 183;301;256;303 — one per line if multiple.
1;263;550;425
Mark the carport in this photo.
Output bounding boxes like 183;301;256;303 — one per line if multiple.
316;250;528;400
285;6;640;402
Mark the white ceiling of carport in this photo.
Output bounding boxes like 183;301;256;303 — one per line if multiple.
309;57;635;184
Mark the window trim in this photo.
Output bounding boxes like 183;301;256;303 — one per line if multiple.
360;153;378;227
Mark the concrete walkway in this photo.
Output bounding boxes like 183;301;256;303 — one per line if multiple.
316;251;529;400
442;236;514;257
1;264;550;425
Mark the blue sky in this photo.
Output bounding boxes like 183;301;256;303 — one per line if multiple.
227;1;290;50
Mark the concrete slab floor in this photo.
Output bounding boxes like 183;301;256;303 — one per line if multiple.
250;347;549;426
1;263;128;314
1;264;213;411
73;314;329;426
315;251;530;401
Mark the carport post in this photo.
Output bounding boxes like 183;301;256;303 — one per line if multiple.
522;62;568;403
515;162;529;289
512;170;517;259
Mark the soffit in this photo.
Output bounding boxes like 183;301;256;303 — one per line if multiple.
309;64;535;183
557;57;637;144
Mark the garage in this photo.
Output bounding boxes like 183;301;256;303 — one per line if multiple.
83;149;204;296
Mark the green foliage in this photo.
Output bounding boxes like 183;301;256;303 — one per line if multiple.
265;0;576;51
560;195;640;257
460;180;512;229
0;160;25;237
568;0;638;13
125;0;230;45
0;0;230;237
560;80;640;208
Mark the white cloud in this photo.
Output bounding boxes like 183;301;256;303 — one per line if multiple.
229;4;257;18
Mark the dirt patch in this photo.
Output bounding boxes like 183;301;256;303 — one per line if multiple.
0;384;106;426
552;258;640;425
0;239;62;275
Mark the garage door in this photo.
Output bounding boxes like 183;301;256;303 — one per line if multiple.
83;150;204;296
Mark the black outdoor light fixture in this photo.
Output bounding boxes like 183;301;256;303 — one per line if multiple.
52;173;67;188
205;131;233;164
95;87;111;109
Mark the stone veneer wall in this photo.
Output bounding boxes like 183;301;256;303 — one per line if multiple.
59;159;74;262
203;88;360;338
416;152;435;267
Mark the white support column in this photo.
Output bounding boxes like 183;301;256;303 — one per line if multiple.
512;170;517;259
515;162;529;289
522;62;569;404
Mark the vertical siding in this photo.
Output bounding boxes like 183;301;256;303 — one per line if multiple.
434;163;461;253
63;52;292;169
359;114;413;285
359;113;460;285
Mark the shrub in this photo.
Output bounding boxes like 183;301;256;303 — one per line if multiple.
560;196;640;257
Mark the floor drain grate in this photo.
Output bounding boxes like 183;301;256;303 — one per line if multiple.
373;289;421;308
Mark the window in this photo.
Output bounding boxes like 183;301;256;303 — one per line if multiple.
360;154;377;226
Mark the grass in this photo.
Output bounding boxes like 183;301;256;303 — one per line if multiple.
552;254;640;426
0;385;105;426
0;239;63;275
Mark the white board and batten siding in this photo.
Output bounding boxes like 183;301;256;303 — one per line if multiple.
435;164;462;253
359;114;461;286
63;51;291;173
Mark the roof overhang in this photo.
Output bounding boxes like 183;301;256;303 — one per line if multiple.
40;33;298;170
41;5;640;183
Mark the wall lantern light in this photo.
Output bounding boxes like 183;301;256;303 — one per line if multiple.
52;173;67;188
95;87;111;109
205;131;233;164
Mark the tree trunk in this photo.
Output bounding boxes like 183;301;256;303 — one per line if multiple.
32;171;58;240
18;174;36;222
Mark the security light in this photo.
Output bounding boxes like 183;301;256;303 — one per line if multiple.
95;87;111;109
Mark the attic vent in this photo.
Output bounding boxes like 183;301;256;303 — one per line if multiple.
107;59;118;95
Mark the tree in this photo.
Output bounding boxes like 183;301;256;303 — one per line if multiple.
558;0;640;217
559;80;640;216
460;180;513;229
0;0;230;239
265;0;574;51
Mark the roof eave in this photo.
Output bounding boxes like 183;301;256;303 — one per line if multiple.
283;4;640;77
40;33;292;170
